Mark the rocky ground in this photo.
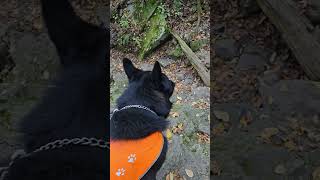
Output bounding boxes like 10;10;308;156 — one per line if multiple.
211;0;320;179
111;0;210;179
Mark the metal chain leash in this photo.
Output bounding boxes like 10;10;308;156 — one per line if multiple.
110;104;157;120
0;137;109;180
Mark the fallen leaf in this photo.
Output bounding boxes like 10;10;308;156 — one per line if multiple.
284;140;297;151
313;167;320;180
166;129;173;141
185;169;194;177
171;112;180;118
213;123;225;136
213;110;230;122
197;131;210;143
260;128;279;141
191;101;209;109
268;96;274;105
274;164;287;174
212;160;221;175
166;171;183;180
172;123;184;134
239;111;253;128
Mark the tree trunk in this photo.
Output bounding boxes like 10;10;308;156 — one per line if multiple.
257;0;320;80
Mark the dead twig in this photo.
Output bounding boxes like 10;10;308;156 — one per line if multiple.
171;30;210;86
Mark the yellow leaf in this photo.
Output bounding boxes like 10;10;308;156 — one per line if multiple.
166;129;173;141
171;112;180;118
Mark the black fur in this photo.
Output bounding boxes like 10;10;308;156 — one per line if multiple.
4;0;109;179
110;58;175;179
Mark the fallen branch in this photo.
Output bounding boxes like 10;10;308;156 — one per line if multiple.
257;0;320;80
171;31;210;86
196;0;202;33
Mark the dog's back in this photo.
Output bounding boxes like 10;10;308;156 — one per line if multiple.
3;0;109;179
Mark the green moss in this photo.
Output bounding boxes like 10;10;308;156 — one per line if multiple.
138;6;170;60
190;39;207;52
169;45;184;59
133;0;159;26
182;132;197;146
173;0;183;16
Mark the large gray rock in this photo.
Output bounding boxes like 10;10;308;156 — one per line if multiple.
259;80;320;122
157;104;210;180
214;38;239;60
240;0;261;16
237;53;266;71
191;86;210;100
158;57;174;67
236;44;271;71
212;107;312;179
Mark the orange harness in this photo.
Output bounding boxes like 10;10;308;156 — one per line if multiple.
110;132;164;180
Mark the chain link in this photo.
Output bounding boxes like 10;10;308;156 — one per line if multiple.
110;104;157;120
0;137;109;180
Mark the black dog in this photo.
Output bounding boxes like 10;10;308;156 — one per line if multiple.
2;0;109;179
110;58;175;179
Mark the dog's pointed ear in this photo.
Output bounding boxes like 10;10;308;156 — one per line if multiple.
152;61;162;83
41;0;108;66
123;58;139;79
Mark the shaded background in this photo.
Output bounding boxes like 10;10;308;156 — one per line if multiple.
211;0;320;179
0;0;109;167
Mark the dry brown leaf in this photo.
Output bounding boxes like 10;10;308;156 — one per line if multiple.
170;112;180;118
284;140;298;151
172;123;184;134
213;123;225;136
213;110;230;122
239;111;253;128
166;171;183;180
212;160;222;176
260;128;279;142
197;131;210;143
313;167;320;180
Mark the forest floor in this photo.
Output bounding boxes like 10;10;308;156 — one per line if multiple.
211;0;320;179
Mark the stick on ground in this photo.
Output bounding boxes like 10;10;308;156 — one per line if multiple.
171;31;210;86
257;0;320;80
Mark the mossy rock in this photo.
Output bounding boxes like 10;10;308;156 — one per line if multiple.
133;0;159;26
132;0;170;60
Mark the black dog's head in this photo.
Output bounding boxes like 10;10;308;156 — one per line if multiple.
117;58;175;118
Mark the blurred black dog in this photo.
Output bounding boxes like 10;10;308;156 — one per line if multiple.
2;0;109;179
110;59;175;179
